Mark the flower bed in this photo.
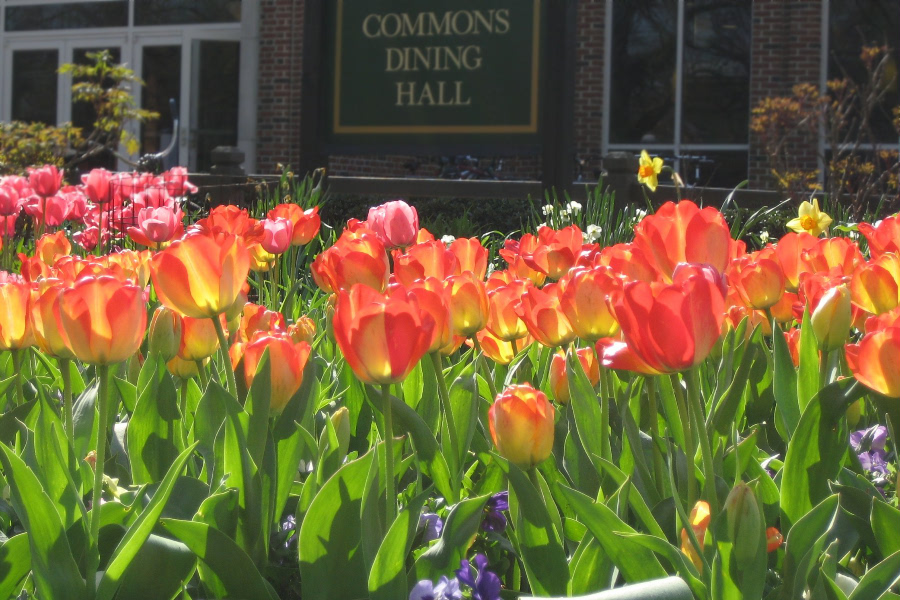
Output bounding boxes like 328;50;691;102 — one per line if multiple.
0;164;897;599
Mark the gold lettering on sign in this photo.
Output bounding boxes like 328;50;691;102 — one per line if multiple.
395;81;472;107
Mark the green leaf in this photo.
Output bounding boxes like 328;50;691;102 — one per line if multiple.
114;377;137;413
569;534;614;596
96;441;199;600
567;351;610;472
558;484;667;584
848;550;900;600
0;443;86;600
299;450;375;600
781;379;864;529
30;399;85;531
797;308;819;412
161;518;277;600
448;370;480;470
245;349;273;467
498;461;568;596
127;352;183;484
782;494;840;600
273;423;305;526
872;500;900;557
713;341;758;435
772;319;800;438
412;494;490;582
369;385;456;503
594;456;666;540
368;490;429;600
0;534;31;599
617;532;706;600
115;534;196;600
223;406;266;566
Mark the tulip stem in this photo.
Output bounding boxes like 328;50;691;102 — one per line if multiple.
381;384;397;525
593;346;612;462
11;350;25;407
60;358;74;442
431;353;461;481
819;350;830;390
195;360;209;390
211;317;237;396
471;337;499;400
672;373;696;506
646;377;666;498
88;364;110;598
686;368;717;517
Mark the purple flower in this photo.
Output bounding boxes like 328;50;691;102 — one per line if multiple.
456;554;502;600
419;512;444;543
481;492;509;533
851;425;889;475
409;576;462;600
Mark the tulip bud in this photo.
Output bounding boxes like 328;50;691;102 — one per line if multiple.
488;383;555;470
724;483;764;568
149;306;182;361
331;406;351;459
549;348;599;405
765;526;783;553
811;284;852;351
680;500;711;571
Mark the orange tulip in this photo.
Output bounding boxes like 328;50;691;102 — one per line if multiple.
558;266;622;341
333;284;435;384
486;279;530;341
522;225;583;280
151;229;251;319
766;527;783;553
680;500;711;571
851;253;900;315
770;291;799;324
846;326;900;398
392;240;460;287
446;272;488;337
267;204;321;246
178;315;222;361
239;303;286;342
773;232;818;292
549;348;599;405
405;278;451;353
30;279;74;359
36;231;71;266
474;328;517;365
596;243;659;283
311;231;389;293
288;316;317;344
196;204;254;236
0;276;35;350
730;254;785;310
800;236;864;277
448;237;488;280
242;332;311;413
634;200;732;281
516;283;576;348
167;355;202;379
58;276;147;365
784;328;802;367
603;272;725;374
488;383;555;470
859;215;900;258
499;234;547;286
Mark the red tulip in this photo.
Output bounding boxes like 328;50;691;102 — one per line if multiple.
603;271;725;373
859;215;900;258
333;284;435;384
81;168;113;204
405;278;451;353
499;234;547;286
0;185;21;216
257;217;294;255
28;165;63;197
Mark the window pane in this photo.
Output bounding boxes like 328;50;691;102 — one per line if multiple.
134;0;242;26
12;50;59;124
829;0;900;144
141;46;182;170
194;40;240;172
680;150;748;187
682;0;751;144
5;2;127;31
610;0;677;144
72;48;122;170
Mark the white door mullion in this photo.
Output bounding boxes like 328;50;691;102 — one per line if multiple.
674;0;685;177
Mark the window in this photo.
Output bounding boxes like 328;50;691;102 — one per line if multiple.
606;0;752;187
5;2;128;32
828;0;900;144
134;0;242;26
11;50;59;124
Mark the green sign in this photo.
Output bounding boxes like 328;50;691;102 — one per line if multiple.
325;0;543;144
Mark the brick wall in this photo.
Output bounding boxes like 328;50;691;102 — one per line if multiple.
748;0;823;188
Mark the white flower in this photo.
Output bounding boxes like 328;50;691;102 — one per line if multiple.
586;224;603;243
537;222;547;230
440;235;456;245
759;230;770;243
559;209;571;218
542;204;555;216
567;201;582;215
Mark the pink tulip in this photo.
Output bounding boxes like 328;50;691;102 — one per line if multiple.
82;168;113;204
159;167;198;196
0;186;21;216
366;200;418;248
127;206;183;247
63;190;88;222
259;218;293;254
28;165;63;197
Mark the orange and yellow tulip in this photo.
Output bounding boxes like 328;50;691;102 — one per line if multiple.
30;279;74;359
243;332;311;413
773;232;818;292
730;254;785;310
488;383;555;470
846;326;900;398
516;283;576;348
851;253;900;315
58;276;146;365
178;315;222;361
486;279;530;341
549;348;599;405
522;225;583;281
449;237;488;280
446;272;488;337
0;275;35;350
311;231;389;293
859;215;900;259
151;230;250;319
558;266;622;341
333;284;435;384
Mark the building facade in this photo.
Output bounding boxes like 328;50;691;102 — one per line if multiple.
1;0;897;189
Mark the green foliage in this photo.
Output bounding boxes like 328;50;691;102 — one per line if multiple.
0;121;82;176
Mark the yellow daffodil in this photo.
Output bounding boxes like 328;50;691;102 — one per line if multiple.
637;150;664;192
786;199;832;237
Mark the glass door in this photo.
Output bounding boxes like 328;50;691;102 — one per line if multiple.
189;39;241;172
136;40;184;170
